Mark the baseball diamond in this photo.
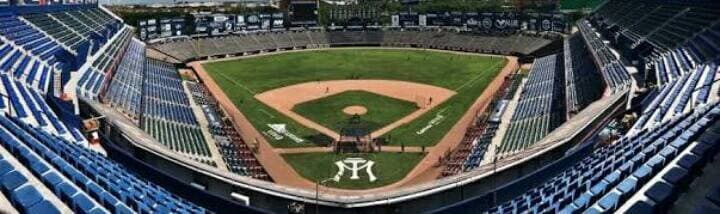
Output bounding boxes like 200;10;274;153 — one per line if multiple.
197;48;507;190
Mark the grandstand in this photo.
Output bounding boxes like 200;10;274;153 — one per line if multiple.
564;33;604;117
151;30;555;62
433;0;720;213
0;3;259;213
0;0;718;213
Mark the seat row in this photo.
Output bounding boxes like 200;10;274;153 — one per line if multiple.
0;13;62;66
77;27;131;99
592;0;720;56
0;73;83;143
142;117;214;165
486;101;720;213
0;114;208;213
105;39;145;119
633;61;718;131
0;39;54;93
577;20;632;92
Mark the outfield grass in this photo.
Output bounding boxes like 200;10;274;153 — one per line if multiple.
282;152;425;189
292;91;419;133
204;49;506;148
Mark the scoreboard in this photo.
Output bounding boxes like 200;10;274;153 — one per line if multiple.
289;0;318;27
193;13;286;36
393;12;567;33
139;18;185;41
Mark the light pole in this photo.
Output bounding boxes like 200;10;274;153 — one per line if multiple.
315;177;334;214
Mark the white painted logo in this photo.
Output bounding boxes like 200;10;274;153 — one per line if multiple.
333;158;377;182
416;109;447;135
266;124;304;143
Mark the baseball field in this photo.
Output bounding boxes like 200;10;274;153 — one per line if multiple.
199;49;508;189
203;49;506;148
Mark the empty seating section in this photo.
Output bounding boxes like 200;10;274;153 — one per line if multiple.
577;20;632;91
96;34;232;168
0;114;207;213
0;13;62;65
0;41;55;93
77;27;131;99
143;59;196;125
51;12;94;38
499;54;565;156
592;0;720;57
686;21;720;63
68;10;105;33
0;73;83;143
187;82;270;180
151;30;553;62
564;33;603;115
141;59;213;165
484;101;720;213
23;12;86;51
105;39;145;120
0;6;241;212
153;39;199;62
20;8;117;53
632;61;718;131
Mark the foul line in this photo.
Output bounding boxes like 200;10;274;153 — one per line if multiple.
454;60;506;92
216;72;256;94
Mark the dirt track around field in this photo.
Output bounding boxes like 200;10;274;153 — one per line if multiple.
190;49;518;194
255;80;455;140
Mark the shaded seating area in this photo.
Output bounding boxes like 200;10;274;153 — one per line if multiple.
564;33;603;116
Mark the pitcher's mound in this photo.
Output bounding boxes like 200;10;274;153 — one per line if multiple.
343;106;368;115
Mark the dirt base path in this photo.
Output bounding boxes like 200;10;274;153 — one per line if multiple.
190;51;517;194
255;80;456;140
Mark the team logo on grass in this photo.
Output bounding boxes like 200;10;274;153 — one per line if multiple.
333;158;377;182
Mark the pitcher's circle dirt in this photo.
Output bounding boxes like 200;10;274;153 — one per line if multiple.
343;106;368;115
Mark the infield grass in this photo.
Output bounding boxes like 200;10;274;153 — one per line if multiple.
282;152;425;189
204;49;506;148
292;90;419;133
